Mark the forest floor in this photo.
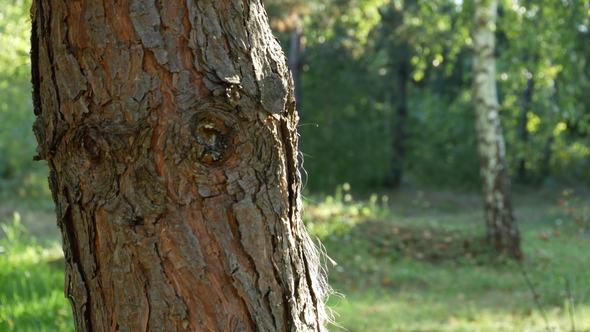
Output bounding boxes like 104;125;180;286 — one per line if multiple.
308;186;590;331
1;186;589;331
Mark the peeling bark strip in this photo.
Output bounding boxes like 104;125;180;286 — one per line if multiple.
31;0;330;331
472;0;522;259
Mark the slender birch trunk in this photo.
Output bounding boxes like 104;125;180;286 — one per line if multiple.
472;0;522;259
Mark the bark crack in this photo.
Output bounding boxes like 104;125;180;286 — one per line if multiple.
62;196;94;331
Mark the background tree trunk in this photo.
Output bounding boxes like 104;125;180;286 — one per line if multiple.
541;80;559;179
377;4;413;189
288;19;304;111
517;74;534;182
31;0;329;330
390;61;409;188
472;0;522;259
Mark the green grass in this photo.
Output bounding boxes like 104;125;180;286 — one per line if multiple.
0;212;73;331
305;186;590;331
1;186;589;331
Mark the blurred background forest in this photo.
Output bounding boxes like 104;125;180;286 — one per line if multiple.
265;0;590;192
1;0;590;331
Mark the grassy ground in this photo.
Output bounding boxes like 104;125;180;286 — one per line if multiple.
0;187;589;331
306;186;590;331
0;212;72;331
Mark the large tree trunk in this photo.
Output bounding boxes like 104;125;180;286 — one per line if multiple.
472;0;522;259
31;0;329;331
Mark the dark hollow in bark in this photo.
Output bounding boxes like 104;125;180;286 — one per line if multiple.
31;0;330;330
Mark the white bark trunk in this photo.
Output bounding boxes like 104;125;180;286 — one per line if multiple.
473;0;521;258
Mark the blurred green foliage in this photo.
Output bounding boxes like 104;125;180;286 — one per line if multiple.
268;0;590;192
0;0;49;199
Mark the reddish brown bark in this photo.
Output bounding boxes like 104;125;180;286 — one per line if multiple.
31;0;329;330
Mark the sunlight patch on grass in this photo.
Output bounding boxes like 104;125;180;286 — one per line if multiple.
303;183;390;239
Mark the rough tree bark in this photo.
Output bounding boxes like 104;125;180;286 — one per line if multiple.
31;0;329;331
472;0;522;259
